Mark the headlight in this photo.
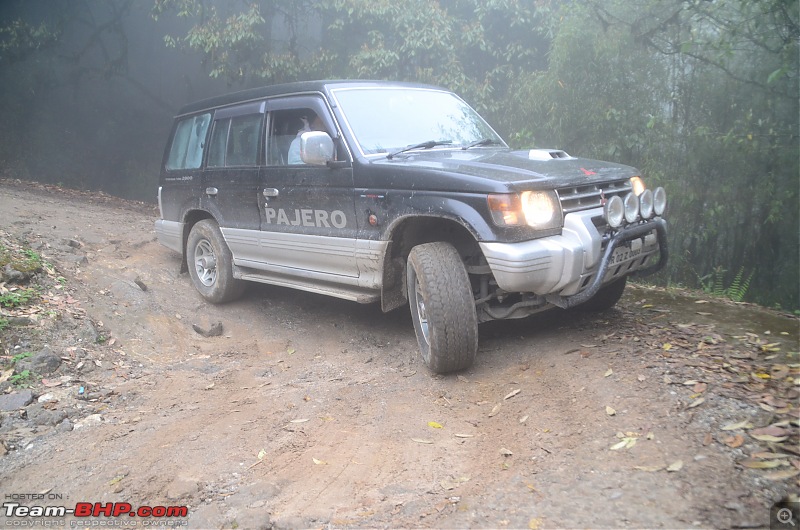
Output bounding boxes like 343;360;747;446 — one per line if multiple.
488;191;562;230
630;176;646;196
604;195;624;228
639;189;654;219
520;190;561;228
623;192;639;223
653;186;667;216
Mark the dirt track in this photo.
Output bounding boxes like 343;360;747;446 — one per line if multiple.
0;179;798;529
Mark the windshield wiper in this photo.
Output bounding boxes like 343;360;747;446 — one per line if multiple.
462;138;503;150
386;140;452;159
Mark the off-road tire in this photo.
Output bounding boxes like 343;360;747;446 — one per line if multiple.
577;276;627;312
186;219;245;304
407;242;478;373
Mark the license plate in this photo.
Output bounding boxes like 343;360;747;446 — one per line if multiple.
609;245;641;266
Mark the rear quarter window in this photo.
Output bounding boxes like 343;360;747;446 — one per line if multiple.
166;113;211;170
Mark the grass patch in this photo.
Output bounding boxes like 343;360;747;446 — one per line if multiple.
0;287;38;308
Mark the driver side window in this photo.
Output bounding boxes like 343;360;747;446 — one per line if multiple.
268;108;332;166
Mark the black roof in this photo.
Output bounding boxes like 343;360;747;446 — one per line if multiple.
176;79;444;116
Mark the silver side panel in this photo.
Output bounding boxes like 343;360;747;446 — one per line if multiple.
221;228;388;290
481;209;659;296
236;270;380;303
154;219;184;254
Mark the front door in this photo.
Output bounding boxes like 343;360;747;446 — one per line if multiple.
256;96;358;278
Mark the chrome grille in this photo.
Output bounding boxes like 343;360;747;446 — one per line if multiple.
557;180;631;214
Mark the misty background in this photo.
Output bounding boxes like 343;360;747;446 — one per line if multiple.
0;0;797;309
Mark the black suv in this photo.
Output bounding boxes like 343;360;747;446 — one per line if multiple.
156;80;668;373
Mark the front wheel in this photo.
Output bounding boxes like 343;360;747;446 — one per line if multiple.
186;219;245;304
576;276;627;312
407;242;478;373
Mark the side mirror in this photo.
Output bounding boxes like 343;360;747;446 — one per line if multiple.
300;131;334;166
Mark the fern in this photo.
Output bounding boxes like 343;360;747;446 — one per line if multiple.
726;267;753;302
698;266;754;302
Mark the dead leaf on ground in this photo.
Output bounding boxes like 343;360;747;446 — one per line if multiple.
454;433;474;438
666;460;684;472
763;469;800;481
312;458;327;465
751;452;792;459
488;403;501;417
499;447;513;456
751;426;792;438
428;421;443;429
504;389;521;400
723;435;745;448
739;459;784;469
750;434;789;443
604;368;614;377
722;420;754;431
610;437;637;450
411;438;433;444
687;397;705;408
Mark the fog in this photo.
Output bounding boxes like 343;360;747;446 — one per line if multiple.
0;0;797;308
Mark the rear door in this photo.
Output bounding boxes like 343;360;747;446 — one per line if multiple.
202;101;265;262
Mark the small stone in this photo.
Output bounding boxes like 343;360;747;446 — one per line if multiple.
0;390;34;411
27;405;67;426
192;322;223;338
134;277;148;292
57;419;74;433
16;346;62;375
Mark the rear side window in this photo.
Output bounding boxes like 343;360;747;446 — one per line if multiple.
166;113;210;170
207;114;263;167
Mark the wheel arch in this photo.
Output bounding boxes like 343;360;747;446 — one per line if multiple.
380;215;484;313
180;209;216;273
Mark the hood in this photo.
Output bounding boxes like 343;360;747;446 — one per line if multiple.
367;148;640;192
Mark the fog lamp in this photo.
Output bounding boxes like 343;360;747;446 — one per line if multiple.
623;192;639;224
605;195;624;228
653;187;667;216
639;189;654;219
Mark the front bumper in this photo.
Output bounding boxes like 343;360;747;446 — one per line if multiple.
479;209;668;308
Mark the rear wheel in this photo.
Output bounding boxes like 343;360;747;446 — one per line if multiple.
407;242;478;373
186;219;245;304
577;276;627;312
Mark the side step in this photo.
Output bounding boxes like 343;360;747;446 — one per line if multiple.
236;269;380;304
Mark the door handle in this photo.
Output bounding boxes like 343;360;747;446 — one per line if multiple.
205;187;218;196
263;188;279;198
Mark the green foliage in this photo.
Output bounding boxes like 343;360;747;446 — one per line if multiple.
699;266;754;302
0;287;37;308
10;351;33;364
9;369;33;388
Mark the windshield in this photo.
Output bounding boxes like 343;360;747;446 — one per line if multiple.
331;87;506;156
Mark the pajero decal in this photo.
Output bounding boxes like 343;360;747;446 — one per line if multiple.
264;207;347;228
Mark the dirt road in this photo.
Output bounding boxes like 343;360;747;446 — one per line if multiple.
0;179;797;529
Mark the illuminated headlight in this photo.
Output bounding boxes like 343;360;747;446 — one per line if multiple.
639;189;654;219
520;190;561;228
623;192;639;224
630;176;646;196
488;191;563;230
604;195;624;228
653;186;667;216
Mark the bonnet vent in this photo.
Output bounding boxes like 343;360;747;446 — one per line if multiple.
528;149;573;161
